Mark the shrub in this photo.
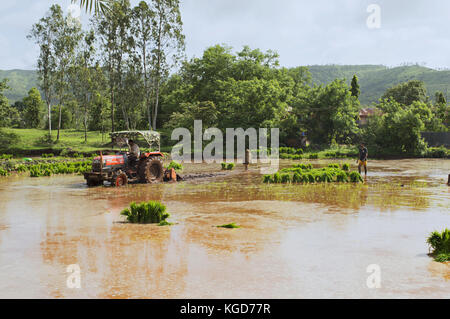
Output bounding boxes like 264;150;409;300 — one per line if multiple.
0;168;8;176
427;229;450;262
426;147;448;158
120;201;170;224
167;161;183;171
0;154;13;160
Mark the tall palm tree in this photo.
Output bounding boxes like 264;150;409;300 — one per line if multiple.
72;0;111;15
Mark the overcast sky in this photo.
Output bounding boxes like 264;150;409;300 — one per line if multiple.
1;0;449;70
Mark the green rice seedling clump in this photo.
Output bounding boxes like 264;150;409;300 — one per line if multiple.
427;229;450;262
0;168;9;176
221;163;235;170
121;201;170;224
264;164;363;184
158;220;174;227
308;153;319;159
167;161;183;171
217;223;240;229
342;163;350;171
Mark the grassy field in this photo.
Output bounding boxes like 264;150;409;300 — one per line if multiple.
1;128;111;155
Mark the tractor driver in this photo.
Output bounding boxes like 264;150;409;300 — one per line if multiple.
126;139;140;168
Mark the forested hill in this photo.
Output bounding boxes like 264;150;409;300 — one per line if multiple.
308;64;450;105
0;70;38;103
2;65;450;105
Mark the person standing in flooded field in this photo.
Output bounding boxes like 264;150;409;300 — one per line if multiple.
357;143;368;177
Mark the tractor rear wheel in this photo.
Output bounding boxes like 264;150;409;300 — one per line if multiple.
138;158;164;184
112;172;128;187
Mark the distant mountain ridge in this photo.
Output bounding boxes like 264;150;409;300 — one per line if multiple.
307;64;450;104
2;65;450;105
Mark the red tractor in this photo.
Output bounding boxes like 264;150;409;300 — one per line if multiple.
84;131;166;187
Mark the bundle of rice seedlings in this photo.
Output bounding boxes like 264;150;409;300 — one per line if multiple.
121;201;170;224
336;171;349;182
341;163;350;171
273;172;282;183
292;172;302;183
281;173;291;183
167;161;183;171
263;175;273;183
349;171;363;183
427;229;450;262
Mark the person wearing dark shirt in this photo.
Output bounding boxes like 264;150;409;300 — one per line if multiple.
358;143;368;176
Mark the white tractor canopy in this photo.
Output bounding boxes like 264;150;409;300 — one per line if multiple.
110;131;161;151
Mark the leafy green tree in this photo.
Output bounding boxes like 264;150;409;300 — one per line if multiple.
435;91;447;105
363;100;427;155
22;88;45;128
150;0;185;130
131;1;156;130
68;30;99;141
382;80;428;106
94;0;133;132
294;79;360;145
28;7;58;136
410;101;446;132
350;74;360;99
0;79;11;127
166;101;219;132
51;5;83;140
89;92;111;136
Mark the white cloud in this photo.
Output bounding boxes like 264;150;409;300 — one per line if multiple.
0;0;449;69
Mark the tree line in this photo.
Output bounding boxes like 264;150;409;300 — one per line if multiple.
0;0;448;155
23;0;183;142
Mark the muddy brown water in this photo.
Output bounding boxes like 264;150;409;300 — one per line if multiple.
0;159;449;298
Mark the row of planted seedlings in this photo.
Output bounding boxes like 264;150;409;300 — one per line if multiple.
0;160;92;177
263;163;364;184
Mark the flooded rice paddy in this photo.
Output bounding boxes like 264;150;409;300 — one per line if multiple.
0;159;449;298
